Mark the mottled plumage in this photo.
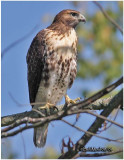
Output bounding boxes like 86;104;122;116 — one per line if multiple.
26;9;86;147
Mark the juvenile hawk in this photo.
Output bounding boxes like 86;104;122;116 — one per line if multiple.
26;9;86;147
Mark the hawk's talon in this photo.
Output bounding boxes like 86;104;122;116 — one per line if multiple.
39;103;54;109
65;95;80;105
38;103;55;116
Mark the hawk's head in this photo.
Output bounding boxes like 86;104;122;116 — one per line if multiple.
53;9;86;28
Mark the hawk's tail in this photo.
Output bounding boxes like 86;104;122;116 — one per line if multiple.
33;123;48;148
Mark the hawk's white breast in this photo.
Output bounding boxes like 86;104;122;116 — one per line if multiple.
35;28;78;107
45;28;77;49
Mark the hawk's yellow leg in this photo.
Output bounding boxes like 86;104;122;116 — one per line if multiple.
65;95;80;104
39;103;55;110
38;103;55;116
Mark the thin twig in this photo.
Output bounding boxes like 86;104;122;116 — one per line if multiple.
61;119;122;143
1;24;40;59
94;1;123;34
99;105;121;132
73;149;123;158
9;91;47;107
83;110;123;128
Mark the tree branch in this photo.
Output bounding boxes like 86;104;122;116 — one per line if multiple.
58;89;123;158
62;119;122;143
2;76;122;127
1;77;123;139
0;96;118;127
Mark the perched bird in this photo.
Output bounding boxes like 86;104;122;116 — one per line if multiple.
26;9;86;148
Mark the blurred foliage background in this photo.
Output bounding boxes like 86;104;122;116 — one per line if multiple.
1;1;123;159
75;1;123;96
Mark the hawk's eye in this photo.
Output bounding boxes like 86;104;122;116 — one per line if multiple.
71;12;78;17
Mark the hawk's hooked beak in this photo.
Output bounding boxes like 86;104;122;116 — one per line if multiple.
78;14;86;23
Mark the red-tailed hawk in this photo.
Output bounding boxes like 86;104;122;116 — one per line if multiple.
26;9;86;148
